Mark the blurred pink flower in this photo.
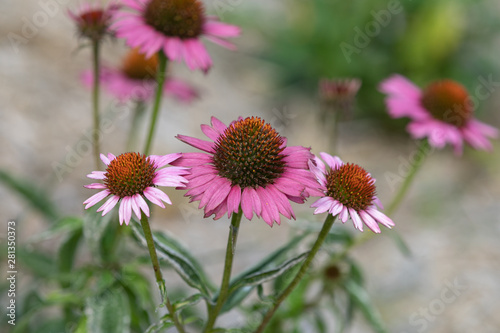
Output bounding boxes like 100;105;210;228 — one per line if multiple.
173;116;323;226
309;152;394;233
380;74;498;154
112;0;240;72
84;152;188;225
81;48;198;103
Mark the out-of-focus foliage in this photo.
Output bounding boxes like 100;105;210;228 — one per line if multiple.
235;0;500;127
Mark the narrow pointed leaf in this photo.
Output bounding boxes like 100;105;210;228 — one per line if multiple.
0;169;59;221
131;223;211;297
153;230;215;291
86;288;130;333
228;252;309;294
343;280;387;333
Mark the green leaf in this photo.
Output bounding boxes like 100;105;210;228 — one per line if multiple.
273;260;302;296
221;252;308;314
324;227;354;246
343;280;387;333
153;230;215;291
83;205;114;260
0;169;59;221
228;252;309;295
145;314;174;333
388;231;412;257
131;222;211;297
233;233;310;281
31;216;83;242
173;293;204;312
86;288;130;333
346;257;364;286
17;247;56;278
312;312;327;333
58;225;83;286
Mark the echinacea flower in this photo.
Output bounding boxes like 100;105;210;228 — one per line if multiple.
112;0;240;72
309;153;394;233
81;47;198;103
84;152;188;225
68;1;119;41
319;78;361;108
173;116;323;226
380;74;498;154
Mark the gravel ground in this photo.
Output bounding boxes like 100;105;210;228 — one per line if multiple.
1;1;500;332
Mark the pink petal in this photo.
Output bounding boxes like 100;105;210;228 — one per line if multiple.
130;194;141;220
319;152;343;170
176;135;215;153
241;187;261;220
201;124;221;141
171;152;213;167
210;116;228;134
119;196;132;226
256;187;280;226
97;195;120;216
87;171;106;180
203;21;241;37
226;184;242;214
84;183;106;189
136;194;150;216
144;187;172;206
143;187;165;208
366;208;394;228
84;190;110;209
349;208;364;231
359;210;381;233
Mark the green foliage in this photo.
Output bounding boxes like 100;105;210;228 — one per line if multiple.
0;169;59;221
86;288;131;333
131;222;213;297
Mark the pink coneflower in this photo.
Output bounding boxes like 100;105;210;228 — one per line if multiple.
81;48;198;103
84;152;188;225
319;78;361;106
309;153;394;233
112;0;240;72
380;74;498;154
68;1;119;41
173;116;323;226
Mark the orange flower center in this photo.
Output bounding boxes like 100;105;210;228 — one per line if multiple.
144;0;205;39
104;153;156;197
420;80;472;127
326;163;375;211
213;117;286;188
121;48;158;80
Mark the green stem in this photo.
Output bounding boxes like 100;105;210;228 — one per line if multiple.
204;210;243;332
126;100;147;152
91;40;101;170
143;51;168;155
385;139;430;216
254;214;335;333
139;212;186;333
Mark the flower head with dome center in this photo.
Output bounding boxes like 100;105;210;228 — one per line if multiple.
112;0;240;73
84;152;188;225
309;153;394;233
380;74;498;154
68;1;119;42
173;116;323;226
81;48;198;103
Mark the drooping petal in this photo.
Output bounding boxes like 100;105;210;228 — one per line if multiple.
84;190;110;209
